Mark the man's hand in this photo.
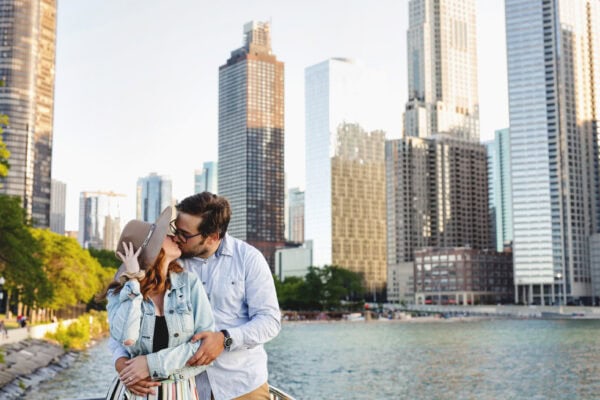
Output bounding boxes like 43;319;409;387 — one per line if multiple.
187;331;225;366
115;356;159;396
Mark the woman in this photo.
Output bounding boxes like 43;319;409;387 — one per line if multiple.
102;207;214;399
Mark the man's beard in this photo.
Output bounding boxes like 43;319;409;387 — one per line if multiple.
180;237;208;258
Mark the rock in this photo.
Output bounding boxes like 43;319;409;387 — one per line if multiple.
0;339;77;399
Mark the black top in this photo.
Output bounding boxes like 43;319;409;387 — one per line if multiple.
153;315;169;353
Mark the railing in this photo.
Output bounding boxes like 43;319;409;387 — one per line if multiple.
270;385;295;400
83;384;295;400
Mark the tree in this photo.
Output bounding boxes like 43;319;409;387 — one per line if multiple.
88;247;121;269
0;111;9;180
275;276;309;310
0;195;51;309
31;229;113;310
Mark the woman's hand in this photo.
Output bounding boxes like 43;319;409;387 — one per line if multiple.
116;241;145;282
119;355;150;388
115;356;159;396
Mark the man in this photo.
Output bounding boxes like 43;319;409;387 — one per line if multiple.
110;192;281;400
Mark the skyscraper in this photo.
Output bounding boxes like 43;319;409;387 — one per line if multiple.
218;21;285;270
305;58;387;292
485;129;513;252
50;179;66;235
136;173;172;223
386;135;490;264
78;191;125;250
0;0;57;227
287;187;304;243
506;0;600;304
194;161;218;194
404;0;479;141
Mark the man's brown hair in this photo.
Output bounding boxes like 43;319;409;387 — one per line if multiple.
176;192;231;239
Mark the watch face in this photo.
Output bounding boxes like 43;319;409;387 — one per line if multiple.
224;337;233;347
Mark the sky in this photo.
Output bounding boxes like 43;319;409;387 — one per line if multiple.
52;0;508;231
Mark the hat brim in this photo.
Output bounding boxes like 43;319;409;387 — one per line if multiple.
115;206;173;278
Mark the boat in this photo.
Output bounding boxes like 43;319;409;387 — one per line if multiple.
344;312;365;322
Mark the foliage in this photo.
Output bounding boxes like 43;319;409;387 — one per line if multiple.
0;195;51;308
275;265;365;311
31;229;113;310
46;310;109;350
0;113;9;180
88;247;121;269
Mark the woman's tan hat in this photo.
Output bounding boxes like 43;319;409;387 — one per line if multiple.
115;206;173;273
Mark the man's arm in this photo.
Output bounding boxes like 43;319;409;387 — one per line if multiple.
226;250;281;350
188;250;281;366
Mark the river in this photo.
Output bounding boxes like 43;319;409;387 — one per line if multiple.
23;319;600;399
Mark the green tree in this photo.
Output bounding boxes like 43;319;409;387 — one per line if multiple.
275;276;309;310
0;195;51;308
31;229;112;310
0;113;9;180
88;247;121;269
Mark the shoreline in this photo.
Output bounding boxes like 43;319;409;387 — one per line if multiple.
0;338;80;399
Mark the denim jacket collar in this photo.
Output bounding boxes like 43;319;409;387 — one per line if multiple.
169;271;185;290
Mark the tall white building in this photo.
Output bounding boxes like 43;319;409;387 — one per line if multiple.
136;173;172;223
506;0;600;305
50;179;66;235
305;58;387;292
404;0;479;141
194;161;218;194
78;191;125;250
287;187;304;243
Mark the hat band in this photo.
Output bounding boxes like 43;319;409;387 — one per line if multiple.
141;223;156;249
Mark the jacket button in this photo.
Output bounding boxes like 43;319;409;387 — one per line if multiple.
169;310;174;314
174;333;179;337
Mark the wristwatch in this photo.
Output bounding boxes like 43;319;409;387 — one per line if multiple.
221;329;232;351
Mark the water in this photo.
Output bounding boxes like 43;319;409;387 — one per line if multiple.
24;319;600;399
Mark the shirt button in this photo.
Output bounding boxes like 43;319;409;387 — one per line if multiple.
174;333;179;337
169;310;174;314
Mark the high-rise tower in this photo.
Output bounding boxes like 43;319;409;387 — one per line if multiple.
305;58;387;293
404;0;479;141
0;0;57;227
136;173;173;223
506;0;600;304
218;21;285;270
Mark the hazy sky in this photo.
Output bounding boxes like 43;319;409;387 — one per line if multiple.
52;0;508;230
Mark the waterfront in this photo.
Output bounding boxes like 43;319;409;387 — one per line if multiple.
24;319;600;399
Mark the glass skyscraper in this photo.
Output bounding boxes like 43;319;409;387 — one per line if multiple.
78;191;125;250
287;187;304;244
194;161;218;194
506;0;600;304
136;173;172;223
218;21;285;270
404;0;479;141
305;58;387;293
0;0;57;227
50;179;66;235
485;128;513;252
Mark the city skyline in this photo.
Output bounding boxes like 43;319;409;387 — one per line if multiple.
52;1;508;230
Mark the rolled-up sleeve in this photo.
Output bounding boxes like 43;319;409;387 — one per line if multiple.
106;280;144;346
227;251;281;351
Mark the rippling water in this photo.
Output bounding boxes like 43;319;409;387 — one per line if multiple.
25;319;600;400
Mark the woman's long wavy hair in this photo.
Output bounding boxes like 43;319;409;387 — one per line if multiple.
98;248;183;301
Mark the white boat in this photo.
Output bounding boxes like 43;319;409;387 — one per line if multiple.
344;312;365;322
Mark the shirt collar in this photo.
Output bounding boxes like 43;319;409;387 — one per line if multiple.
216;233;234;257
168;271;185;289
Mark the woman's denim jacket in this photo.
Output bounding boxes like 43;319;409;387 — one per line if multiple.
107;270;215;381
